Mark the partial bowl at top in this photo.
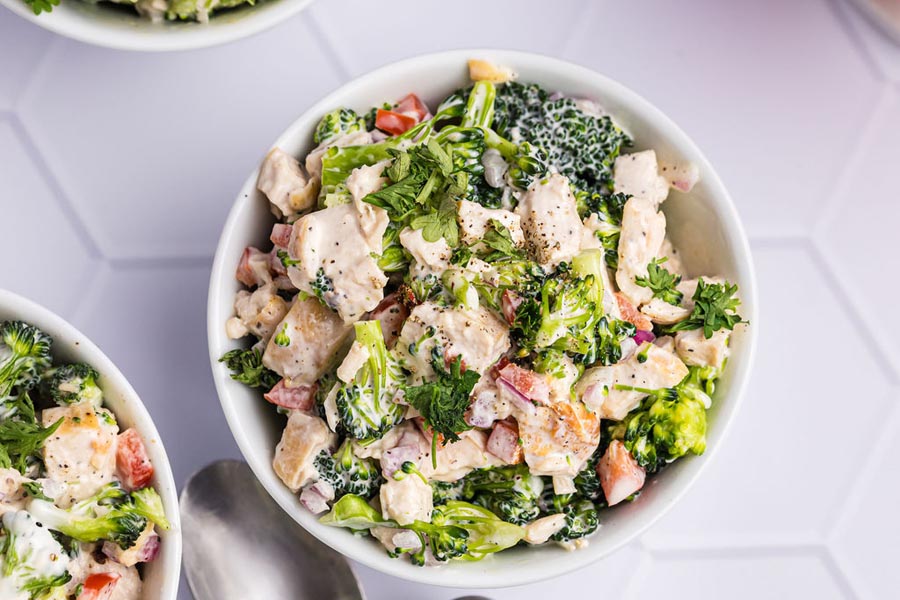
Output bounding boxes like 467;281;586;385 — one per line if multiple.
0;289;182;599
0;0;313;52
207;49;758;588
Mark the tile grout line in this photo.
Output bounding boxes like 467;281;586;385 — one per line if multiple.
824;0;890;83
808;238;900;383
825;395;900;540
304;4;355;82
811;84;895;240
819;544;864;600
5;113;105;261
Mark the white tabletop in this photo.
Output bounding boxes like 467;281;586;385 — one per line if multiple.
1;0;899;598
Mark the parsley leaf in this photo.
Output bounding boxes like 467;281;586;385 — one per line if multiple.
24;0;59;14
666;278;745;339
405;354;480;468
22;481;51;502
0;395;62;474
635;258;682;305
480;219;523;262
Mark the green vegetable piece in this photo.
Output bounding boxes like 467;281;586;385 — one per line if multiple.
635;258;683;306
314;108;366;146
218;348;280;390
666;278;745;339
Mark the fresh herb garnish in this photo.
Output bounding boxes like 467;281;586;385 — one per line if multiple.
22;481;52;502
666;278;745;338
405;354;480;468
635;257;682;305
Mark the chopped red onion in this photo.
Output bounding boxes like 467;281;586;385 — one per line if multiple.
633;330;656;345
497;378;537;416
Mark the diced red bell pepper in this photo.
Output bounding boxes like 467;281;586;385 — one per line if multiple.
78;573;120;600
116;428;154;491
375;109;418;136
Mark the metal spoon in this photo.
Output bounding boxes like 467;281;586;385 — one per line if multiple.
180;460;365;600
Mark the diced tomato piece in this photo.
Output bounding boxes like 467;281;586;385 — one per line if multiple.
264;379;317;411
498;363;550;403
375;109;418;136
367;292;410;349
487;419;523;464
269;223;293;248
116;428;154;491
500;289;524;325
597;440;646;506
615;292;653;332
394;93;429;121
78;573;120;600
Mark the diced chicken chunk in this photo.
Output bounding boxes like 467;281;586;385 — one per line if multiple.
257;148;319;219
272;411;334;492
523;513;567;545
263;296;353;385
675;328;730;369
659;159;700;193
336;340;371;384
658;238;685;276
225;284;290;343
457;200;525;248
613;150;669;208
305;130;373;181
517;401;600;477
42;404;118;507
346;160;389;202
468;59;517;83
597;440;646;506
615;198;666;307
428;430;501;482
0;469;26;515
400;227;452;278
465;374;513;428
577;343;689;420
379;473;433;526
516;174;583;269
394;302;510;383
286;201;389;323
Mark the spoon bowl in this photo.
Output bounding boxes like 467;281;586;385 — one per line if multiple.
181;460;365;600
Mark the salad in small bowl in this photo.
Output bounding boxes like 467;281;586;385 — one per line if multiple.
0;290;180;600
209;51;757;587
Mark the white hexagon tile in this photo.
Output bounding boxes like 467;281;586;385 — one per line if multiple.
1;0;899;598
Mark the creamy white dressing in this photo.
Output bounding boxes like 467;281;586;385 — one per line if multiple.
0;510;70;600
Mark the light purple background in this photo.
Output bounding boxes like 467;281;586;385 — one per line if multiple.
2;1;899;598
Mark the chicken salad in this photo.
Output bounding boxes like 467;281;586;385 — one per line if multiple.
221;58;746;565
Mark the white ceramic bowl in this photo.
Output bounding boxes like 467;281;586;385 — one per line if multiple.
0;289;182;599
207;49;758;588
0;0;312;52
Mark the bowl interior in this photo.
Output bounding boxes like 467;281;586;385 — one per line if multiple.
208;49;758;588
0;289;182;599
0;0;313;51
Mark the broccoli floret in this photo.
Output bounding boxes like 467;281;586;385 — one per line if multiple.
530;273;600;352
42;363;101;407
334;321;406;442
550;498;599;542
310;268;336;309
461;465;544;526
314;440;382;499
493;82;630;195
27;483;152;549
218;348;280;390
0;321;52;402
582;316;636;367
576;191;628;269
431;480;464;505
314;108;366;146
613;384;708;472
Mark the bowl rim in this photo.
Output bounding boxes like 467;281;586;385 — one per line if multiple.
0;0;314;52
207;48;759;588
0;288;183;599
